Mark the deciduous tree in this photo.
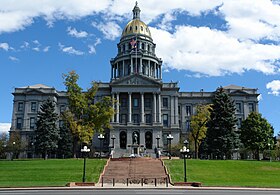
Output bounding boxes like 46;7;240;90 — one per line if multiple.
240;112;274;160
190;104;211;159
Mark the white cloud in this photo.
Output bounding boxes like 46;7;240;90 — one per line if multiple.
32;47;40;52
266;80;280;96
20;41;29;49
88;38;102;54
43;46;50;52
67;26;88;38
151;26;280;76
0;0;112;34
220;0;280;41
59;42;84;55
9;56;19;62
0;123;10;134
0;42;10;51
92;21;122;40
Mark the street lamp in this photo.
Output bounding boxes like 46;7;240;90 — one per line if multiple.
167;134;173;160
156;135;160;148
81;145;90;182
180;140;190;182
98;134;105;158
268;143;271;162
12;141;15;161
111;134;116;149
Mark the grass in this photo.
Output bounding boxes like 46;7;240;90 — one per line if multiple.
164;159;280;187
0;159;106;187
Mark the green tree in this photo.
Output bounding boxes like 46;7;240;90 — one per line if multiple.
35;99;59;160
57;122;73;158
190;104;211;159
0;132;8;159
206;87;239;159
7;131;26;160
240;112;274;160
63;71;114;156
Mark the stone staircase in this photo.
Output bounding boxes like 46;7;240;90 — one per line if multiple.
99;157;170;185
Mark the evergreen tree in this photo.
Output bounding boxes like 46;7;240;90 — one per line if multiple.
206;87;239;159
35;99;59;160
57;122;73;158
240;112;274;160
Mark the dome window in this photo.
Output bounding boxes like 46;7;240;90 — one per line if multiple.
135;26;137;31
141;26;143;31
130;26;132;31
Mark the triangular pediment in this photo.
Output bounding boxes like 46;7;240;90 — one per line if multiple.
111;74;162;86
25;88;47;95
229;89;249;95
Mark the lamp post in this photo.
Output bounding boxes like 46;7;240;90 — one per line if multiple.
180;140;189;182
31;142;34;159
12;141;15;161
98;134;105;158
81;145;90;182
156;135;160;148
167;134;173;160
111;134;116;149
268;143;271;162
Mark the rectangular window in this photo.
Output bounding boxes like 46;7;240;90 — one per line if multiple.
248;103;254;113
60;105;66;113
30;117;36;129
121;114;127;124
186;105;192;116
121;98;127;107
133;98;139;107
178;106;181;115
132;114;139;124
145;114;151;124
236;103;242;113
31;102;37;112
237;118;242;129
16;118;23;129
186;120;191;131
18;102;23;112
163;114;168;127
145;98;151;108
163;98;168;107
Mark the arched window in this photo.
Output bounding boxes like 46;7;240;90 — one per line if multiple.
141;26;143;31
145;131;153;149
120;131;127;149
135;26;137;31
130;26;132;31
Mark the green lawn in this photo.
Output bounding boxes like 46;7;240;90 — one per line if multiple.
0;159;106;187
164;159;280;187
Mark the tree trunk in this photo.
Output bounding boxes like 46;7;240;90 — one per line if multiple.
195;140;198;159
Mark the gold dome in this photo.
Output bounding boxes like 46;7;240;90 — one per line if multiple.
121;19;151;38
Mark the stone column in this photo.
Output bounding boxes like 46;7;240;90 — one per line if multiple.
140;58;143;74
160;65;162;79
174;95;178;125
130;58;133;74
141;92;144;123
116;93;120;123
158;93;161;123
128;92;132;123
153;92;157;123
122;60;125;76
111;66;113;79
148;60;150;77
111;93;115;122
171;96;174;125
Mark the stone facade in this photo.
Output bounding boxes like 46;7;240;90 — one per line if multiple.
10;3;259;158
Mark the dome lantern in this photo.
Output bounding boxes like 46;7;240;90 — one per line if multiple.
133;1;141;20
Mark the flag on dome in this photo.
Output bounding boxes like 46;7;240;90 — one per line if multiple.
130;38;137;50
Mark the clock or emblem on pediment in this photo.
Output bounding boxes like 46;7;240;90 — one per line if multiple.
127;77;139;84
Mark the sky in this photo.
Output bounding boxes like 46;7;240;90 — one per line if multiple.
0;0;280;135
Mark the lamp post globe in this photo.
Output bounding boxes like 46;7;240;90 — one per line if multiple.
81;145;90;182
167;134;173;160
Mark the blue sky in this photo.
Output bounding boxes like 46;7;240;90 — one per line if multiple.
1;0;280;135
